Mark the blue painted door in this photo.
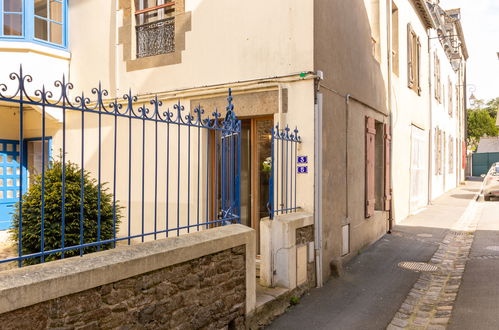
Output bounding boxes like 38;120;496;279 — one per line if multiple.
0;140;21;230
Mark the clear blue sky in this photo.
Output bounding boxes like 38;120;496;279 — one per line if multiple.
440;0;499;103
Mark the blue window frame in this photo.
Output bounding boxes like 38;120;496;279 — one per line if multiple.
0;0;68;49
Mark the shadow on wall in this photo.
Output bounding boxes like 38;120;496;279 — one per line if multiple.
315;0;389;275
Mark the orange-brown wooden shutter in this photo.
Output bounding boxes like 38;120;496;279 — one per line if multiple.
365;117;376;218
384;123;392;211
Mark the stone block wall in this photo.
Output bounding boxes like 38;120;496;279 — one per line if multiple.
0;225;256;330
296;225;316;289
1;247;246;330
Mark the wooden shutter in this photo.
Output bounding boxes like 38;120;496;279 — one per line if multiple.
416;36;421;94
462;140;467;169
365;117;376;218
384;123;392;211
407;24;413;88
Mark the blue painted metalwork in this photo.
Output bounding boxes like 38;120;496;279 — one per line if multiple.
0;67;241;267
268;124;302;219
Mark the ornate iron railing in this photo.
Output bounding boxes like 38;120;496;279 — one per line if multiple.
267;124;302;219
0;67;241;267
136;17;175;58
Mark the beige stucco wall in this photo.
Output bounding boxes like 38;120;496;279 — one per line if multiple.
52;78;315;241
0;106;61;144
68;0;314;97
315;0;390;279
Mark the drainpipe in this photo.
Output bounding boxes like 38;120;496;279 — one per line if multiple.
386;0;394;231
314;72;324;288
428;34;433;204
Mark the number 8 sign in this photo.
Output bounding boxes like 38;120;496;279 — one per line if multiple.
297;166;308;174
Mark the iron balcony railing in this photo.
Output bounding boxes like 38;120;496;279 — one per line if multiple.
0;67;241;267
267;124;302;219
136;17;175;58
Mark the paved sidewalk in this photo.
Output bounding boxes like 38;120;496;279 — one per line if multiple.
387;196;481;329
448;198;499;329
267;182;481;330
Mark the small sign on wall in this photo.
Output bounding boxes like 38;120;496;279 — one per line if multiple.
297;156;308;164
297;166;308;174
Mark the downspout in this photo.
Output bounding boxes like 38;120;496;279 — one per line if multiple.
314;73;324;288
427;34;433;204
386;0;394;231
345;93;350;225
463;65;468;177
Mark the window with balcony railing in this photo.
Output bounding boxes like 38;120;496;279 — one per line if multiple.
135;0;175;58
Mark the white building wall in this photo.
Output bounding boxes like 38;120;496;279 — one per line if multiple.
391;0;431;222
428;29;464;201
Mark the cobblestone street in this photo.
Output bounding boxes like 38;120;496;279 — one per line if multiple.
268;181;499;330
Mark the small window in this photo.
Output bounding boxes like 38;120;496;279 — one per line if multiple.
135;0;175;58
34;0;64;45
3;0;23;36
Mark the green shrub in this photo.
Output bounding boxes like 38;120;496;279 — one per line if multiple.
10;160;121;265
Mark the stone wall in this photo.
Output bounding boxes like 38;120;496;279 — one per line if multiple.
0;225;256;330
296;225;316;289
1;247;245;329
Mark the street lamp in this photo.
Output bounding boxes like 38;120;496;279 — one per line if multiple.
469;93;477;107
457;84;477;107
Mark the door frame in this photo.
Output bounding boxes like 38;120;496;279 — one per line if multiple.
247;116;273;253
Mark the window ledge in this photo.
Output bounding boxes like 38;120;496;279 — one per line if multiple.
0;40;70;61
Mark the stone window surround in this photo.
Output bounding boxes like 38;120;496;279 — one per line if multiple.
118;0;191;72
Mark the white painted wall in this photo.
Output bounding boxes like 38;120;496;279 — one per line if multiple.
0;42;70;97
428;30;465;201
391;0;431;222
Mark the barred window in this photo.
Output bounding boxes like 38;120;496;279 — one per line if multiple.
135;0;175;58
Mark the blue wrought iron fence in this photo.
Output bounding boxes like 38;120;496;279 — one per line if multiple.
0;67;241;267
267;124;302;219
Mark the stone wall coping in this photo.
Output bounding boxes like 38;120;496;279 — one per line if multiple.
266;212;314;229
0;224;256;315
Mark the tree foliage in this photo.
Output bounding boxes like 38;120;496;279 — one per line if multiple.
467;108;498;150
10;160;122;265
